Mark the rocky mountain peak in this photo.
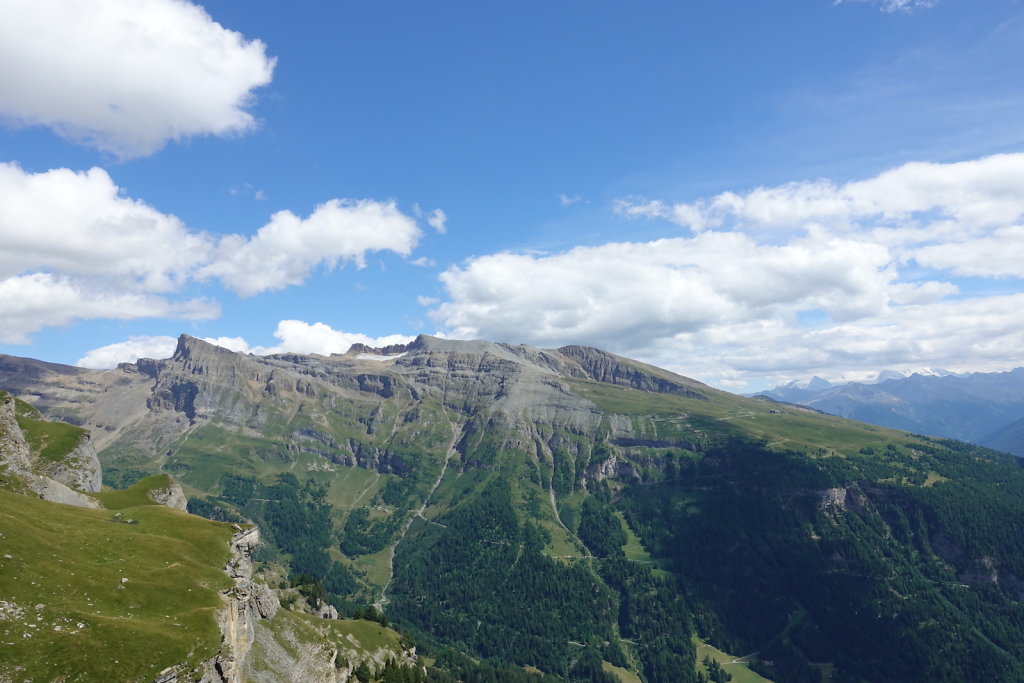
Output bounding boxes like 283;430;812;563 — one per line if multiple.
344;341;411;356
172;334;242;363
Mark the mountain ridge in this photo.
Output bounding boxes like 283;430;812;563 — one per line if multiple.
5;334;1024;681
759;366;1024;455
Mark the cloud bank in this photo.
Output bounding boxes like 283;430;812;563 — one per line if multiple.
0;275;217;345
0;0;275;157
0;163;430;342
431;153;1024;389
76;321;415;368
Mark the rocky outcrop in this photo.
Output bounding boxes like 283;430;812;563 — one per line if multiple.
154;526;279;683
23;477;102;508
148;478;188;511
0;394;32;472
196;526;279;683
345;342;411;357
588;453;640;482
149;379;200;422
37;432;102;493
0;395;101;508
241;615;418;683
819;487;849;510
147;336;267;424
817;486;869;514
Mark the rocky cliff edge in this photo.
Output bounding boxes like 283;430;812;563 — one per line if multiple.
0;394;101;508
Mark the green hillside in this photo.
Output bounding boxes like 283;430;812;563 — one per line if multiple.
0;478;235;682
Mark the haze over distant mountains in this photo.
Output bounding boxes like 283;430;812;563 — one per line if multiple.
759;368;1024;456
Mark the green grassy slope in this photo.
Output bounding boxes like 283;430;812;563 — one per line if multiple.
0;479;235;682
694;637;773;683
90;473;179;509
247;609;412;678
573;378;912;456
13;396;87;464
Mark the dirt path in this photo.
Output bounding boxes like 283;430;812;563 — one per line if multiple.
374;413;461;612
350;471;381;507
548;483;592;559
715;412;758;421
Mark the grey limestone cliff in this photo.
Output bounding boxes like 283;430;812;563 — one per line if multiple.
0;333;719;495
147;477;189;511
36;431;102;493
0;394;31;472
195;527;279;683
0;394;101;508
155;526;279;683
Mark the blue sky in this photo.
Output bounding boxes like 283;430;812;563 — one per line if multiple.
1;0;1023;391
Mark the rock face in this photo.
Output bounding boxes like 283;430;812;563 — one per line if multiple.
198;527;279;683
0;334;719;493
240;615;418;683
148;478;188;511
19;476;102;508
558;344;710;399
0;394;101;508
343;341;411;357
36;432;102;493
0;394;32;472
155;527;279;683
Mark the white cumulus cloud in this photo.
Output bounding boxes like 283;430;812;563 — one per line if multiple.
252;320;415;356
0;163;211;290
615;153;1024;280
201;336;253;354
429;153;1024;390
76;334;255;368
0;164;435;341
200;199;423;297
76;336;180;369
615;154;1024;237
0;274;217;345
914;225;1024;278
428;209;448;234
0;0;275;157
432;232;904;351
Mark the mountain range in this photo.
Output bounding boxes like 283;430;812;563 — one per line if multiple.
759;368;1024;456
3;334;1024;681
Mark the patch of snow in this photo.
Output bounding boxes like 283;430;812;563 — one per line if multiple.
355;352;407;362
